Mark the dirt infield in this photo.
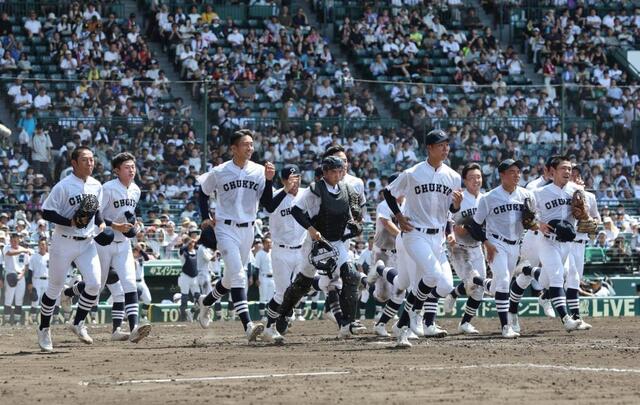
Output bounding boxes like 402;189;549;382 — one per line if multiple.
1;317;639;404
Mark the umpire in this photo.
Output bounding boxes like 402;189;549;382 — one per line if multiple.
274;156;363;339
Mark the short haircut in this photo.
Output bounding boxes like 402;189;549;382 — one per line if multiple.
229;129;253;146
323;144;345;159
71;146;92;161
111;152;136;170
462;163;482;179
550;156;571;169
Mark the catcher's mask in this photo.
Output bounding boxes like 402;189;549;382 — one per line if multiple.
309;239;339;276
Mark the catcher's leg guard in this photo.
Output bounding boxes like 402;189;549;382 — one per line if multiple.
276;273;313;334
339;262;360;324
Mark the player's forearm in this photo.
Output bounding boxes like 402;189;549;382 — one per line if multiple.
197;185;211;220
42;209;72;226
260;181;286;213
383;189;401;215
94;210;104;226
291;205;312;229
449;203;460;213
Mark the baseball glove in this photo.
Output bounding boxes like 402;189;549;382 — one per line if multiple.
341;220;363;241
309;238;339;278
571;190;589;221
521;197;539;230
73;194;99;228
577;218;599;235
348;189;363;222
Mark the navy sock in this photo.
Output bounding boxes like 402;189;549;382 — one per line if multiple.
414;280;431;312
495;291;509;328
548;287;567;318
566;288;580;318
312;276;321;292
378;300;400;325
452;283;466;298
230;288;251;329
111;301;124;332
327;290;345;327
124;291;139;330
422;291;441;327
509;278;525;314
203;281;228;306
384;267;398;284
266;298;280;327
461;297;481;324
39;293;56;330
74;291;97;325
180;294;189;319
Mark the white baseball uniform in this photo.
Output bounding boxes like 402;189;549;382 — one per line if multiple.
29;251;49;304
387;160;460;296
135;256;151;305
198;160;266;289
566;188;600;289
178;248;199;296
473;185;535;294
371;200;405;303
42;174;103;298
197;245;217;296
3;245;29;307
254;248;274;303
450;189;485;301
97;179;140;300
534;182;581;289
269;189;306;303
520;176;552;267
342;173;366;251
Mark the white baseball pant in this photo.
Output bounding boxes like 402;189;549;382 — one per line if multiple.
216;222;253;289
403;230;453;297
137;280;152;305
97;241;137;294
565;239;587;290
259;275;275;302
449;244;486;301
198;273;213;296
178;273;199;295
4;275;25;306
486;236;521;294
32;278;49;304
372;247;397;303
271;244;303;303
538;236;571;289
47;233;101;299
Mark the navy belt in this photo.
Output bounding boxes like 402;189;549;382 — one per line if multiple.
223;220;254;228
544;234;569;243
136;279;142;282
381;248;397;253
263;274;273;278
414;227;441;234
573;239;588;244
491;234;519;245
60;234;88;241
278;244;302;249
38;277;48;280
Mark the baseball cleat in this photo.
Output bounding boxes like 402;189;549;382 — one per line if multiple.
369;260;384;284
111;327;130;341
129;323;152;343
60;292;72;315
423;324;448;338
350;320;367;335
508;312;521;334
501;324;519;339
197;295;212;328
37;327;53;352
391;321;403;337
374;322;389;337
407;329;419;339
514;260;531;277
245;322;265;342
464;269;480;295
409;311;424;337
338;324;352;339
458;322;480;335
396;326;412;348
443;294;456;314
539;295;556;318
263;325;284;343
562;315;580;332
69;321;93;344
296;314;306;322
576;318;592;330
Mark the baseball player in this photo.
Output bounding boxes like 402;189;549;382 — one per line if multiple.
272;156;363;339
383;129;462;345
61;153;151;342
132;243;152;321
533;156;582;332
196;129;279;342
466;159;535;338
566;165;599;330
254;236;274;322
37;146;105;352
3;233;31;325
28;238;49;323
442;163;486;334
508;157;560;326
179;236;199;322
356;237;374;320
367;180;405;337
196;227;219;297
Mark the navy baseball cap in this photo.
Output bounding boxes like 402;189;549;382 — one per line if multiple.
498;159;524;173
424;129;449;145
280;166;300;180
322;156;345;171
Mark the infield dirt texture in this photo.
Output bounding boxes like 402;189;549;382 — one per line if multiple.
1;318;639;404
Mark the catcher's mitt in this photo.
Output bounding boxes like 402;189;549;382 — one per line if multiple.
348;188;363;222
73;194;99;228
521;197;538;230
341;220;363;241
577;218;599;235
571;189;590;221
309;238;339;278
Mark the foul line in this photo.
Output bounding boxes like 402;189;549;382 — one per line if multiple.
417;363;640;374
94;371;349;386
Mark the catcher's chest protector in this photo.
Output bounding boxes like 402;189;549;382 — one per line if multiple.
311;180;351;242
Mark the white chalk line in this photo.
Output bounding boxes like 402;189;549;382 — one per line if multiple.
80;371;350;386
415;363;640;374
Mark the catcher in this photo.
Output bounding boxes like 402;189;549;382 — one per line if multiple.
37;146;106;352
564;165;601;330
274;156;363;339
